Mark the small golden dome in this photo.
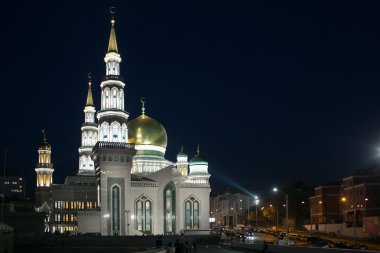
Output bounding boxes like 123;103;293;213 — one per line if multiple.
127;114;167;148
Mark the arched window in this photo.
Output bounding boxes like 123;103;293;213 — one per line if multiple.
89;132;93;146
122;124;127;143
84;132;87;146
135;195;152;234
89;159;93;170
120;90;124;110
112;89;117;108
81;157;86;170
184;196;200;229
112;123;119;142
112;186;120;232
105;89;110;109
164;184;176;234
101;90;105;109
102;123;109;141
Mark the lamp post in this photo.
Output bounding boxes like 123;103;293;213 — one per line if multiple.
247;203;250;226
273;187;289;233
254;197;259;228
125;209;130;235
103;213;110;235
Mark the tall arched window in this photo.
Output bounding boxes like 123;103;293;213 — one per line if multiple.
101;90;104;109
122;124;127;143
105;89;110;109
84;132;87;146
112;123;119;142
89;132;93;146
81;157;86;170
164;184;176;234
184;196;200;229
88;157;93;170
102;123;109;141
112;89;117;108
135;195;152;234
112;186;120;232
120;90;124;110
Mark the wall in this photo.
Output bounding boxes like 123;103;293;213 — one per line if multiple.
77;211;100;233
304;223;368;238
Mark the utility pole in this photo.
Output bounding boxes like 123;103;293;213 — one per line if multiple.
286;194;289;233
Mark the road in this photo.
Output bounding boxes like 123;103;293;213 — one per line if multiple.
197;245;247;253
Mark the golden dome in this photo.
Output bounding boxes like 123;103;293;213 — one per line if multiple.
127;114;167;148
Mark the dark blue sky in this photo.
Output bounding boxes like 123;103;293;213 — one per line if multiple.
1;1;380;195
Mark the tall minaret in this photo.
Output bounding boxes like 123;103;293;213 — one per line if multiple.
78;74;97;175
35;130;54;187
97;13;129;142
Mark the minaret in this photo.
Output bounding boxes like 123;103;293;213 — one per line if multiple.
78;74;97;175
97;13;129;143
176;146;189;176
35;130;54;187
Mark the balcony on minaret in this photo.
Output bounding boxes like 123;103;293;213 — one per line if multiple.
102;75;124;82
36;163;54;169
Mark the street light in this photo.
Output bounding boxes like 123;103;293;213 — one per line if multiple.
273;187;289;233
254;196;259;228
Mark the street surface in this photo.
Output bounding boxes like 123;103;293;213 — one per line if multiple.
197;245;246;253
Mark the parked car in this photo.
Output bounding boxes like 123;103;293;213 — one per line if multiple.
277;237;294;246
350;243;368;250
333;242;350;249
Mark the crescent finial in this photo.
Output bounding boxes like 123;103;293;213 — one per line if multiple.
110;6;116;15
88;73;92;79
141;97;146;115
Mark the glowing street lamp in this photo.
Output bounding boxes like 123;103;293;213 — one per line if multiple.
273;187;289;233
254;197;260;228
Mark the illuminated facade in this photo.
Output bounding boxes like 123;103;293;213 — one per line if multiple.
35;13;211;235
79;15;211;236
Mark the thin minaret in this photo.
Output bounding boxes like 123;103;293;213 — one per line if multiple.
78;74;97;175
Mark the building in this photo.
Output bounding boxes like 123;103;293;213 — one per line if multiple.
210;192;250;228
341;173;380;227
0;176;26;200
35;13;211;235
310;183;341;226
309;169;380;238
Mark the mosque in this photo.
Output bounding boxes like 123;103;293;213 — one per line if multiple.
34;13;211;236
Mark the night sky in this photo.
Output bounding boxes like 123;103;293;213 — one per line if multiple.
1;1;380;196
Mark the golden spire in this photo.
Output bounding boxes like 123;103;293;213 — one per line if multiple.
197;144;200;155
42;129;47;142
107;7;119;53
86;73;94;107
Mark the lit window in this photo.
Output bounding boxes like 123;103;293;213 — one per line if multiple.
112;124;118;141
113;89;117;108
185;196;200;229
102;124;109;141
122;127;127;142
105;90;110;108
